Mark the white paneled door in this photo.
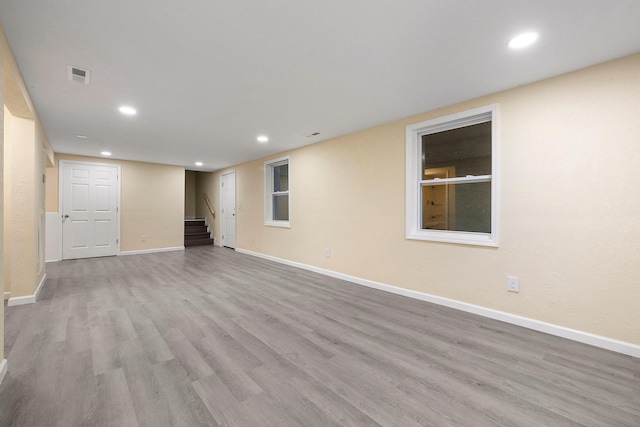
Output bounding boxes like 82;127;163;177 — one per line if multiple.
61;161;120;259
221;171;236;249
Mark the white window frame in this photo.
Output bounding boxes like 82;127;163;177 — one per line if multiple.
264;155;291;228
406;104;499;246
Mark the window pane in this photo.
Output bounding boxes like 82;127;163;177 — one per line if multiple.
421;181;491;233
273;164;288;192
273;194;289;221
422;121;491;179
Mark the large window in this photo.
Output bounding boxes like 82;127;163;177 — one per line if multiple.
406;104;499;246
264;156;290;227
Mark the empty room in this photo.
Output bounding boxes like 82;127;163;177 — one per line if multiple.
0;1;639;426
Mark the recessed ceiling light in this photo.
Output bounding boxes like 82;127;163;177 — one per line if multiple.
76;134;88;139
257;135;269;143
195;161;203;167
507;32;539;49
101;151;111;156
118;106;137;116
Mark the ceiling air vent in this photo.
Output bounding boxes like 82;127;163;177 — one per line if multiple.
67;65;91;85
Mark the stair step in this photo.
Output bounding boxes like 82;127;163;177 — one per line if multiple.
184;226;208;234
185;220;206;227
185;232;211;240
185;238;214;247
184;219;211;246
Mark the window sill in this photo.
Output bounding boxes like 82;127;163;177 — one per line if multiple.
265;221;291;229
406;229;498;247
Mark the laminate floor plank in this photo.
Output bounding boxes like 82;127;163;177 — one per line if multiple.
1;246;638;426
193;295;304;375
195;335;263;401
87;368;140;427
56;348;95;427
65;313;92;354
248;364;345;427
162;328;214;382
510;362;638;425
240;392;307;427
118;339;174;427
519;356;638;408
284;372;382;427
297;353;433;426
151;359;219;427
192;373;258;427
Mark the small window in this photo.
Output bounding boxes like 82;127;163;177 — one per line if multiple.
406;105;499;246
265;156;290;227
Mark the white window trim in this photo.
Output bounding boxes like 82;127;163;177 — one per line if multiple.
264;155;291;228
406;104;500;246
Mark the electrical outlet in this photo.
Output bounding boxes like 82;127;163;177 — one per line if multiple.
507;276;519;293
141;235;146;242
324;248;331;258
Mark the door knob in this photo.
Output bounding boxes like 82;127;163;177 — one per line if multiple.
63;214;69;218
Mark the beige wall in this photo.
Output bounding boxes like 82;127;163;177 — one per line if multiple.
3;103;48;301
35;120;47;285
0;45;5;365
4;112;38;299
2;30;49;302
47;154;185;252
1;23;52;366
210;53;640;346
185;170;196;218
3;106;10;299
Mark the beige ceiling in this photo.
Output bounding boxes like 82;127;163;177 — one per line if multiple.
1;0;640;171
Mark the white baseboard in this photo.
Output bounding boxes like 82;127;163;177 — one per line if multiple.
7;295;35;306
120;246;185;256
236;248;640;358
3;292;10;300
0;359;7;386
7;274;47;307
45;246;186;260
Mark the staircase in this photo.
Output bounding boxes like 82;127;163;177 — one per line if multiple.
184;219;213;247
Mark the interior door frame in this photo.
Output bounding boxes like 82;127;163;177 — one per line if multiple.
58;160;122;259
220;170;237;249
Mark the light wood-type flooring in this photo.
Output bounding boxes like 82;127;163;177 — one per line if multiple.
1;246;638;426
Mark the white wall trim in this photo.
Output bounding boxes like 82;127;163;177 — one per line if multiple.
7;274;47;307
264;156;291;228
236;248;640;358
44;246;188;259
7;295;36;306
34;273;46;301
3;292;10;300
405;104;499;247
0;359;7;386
120;246;185;256
45;212;61;262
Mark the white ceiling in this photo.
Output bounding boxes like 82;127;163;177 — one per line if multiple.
1;0;640;171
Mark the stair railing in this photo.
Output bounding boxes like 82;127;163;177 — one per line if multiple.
203;193;215;219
